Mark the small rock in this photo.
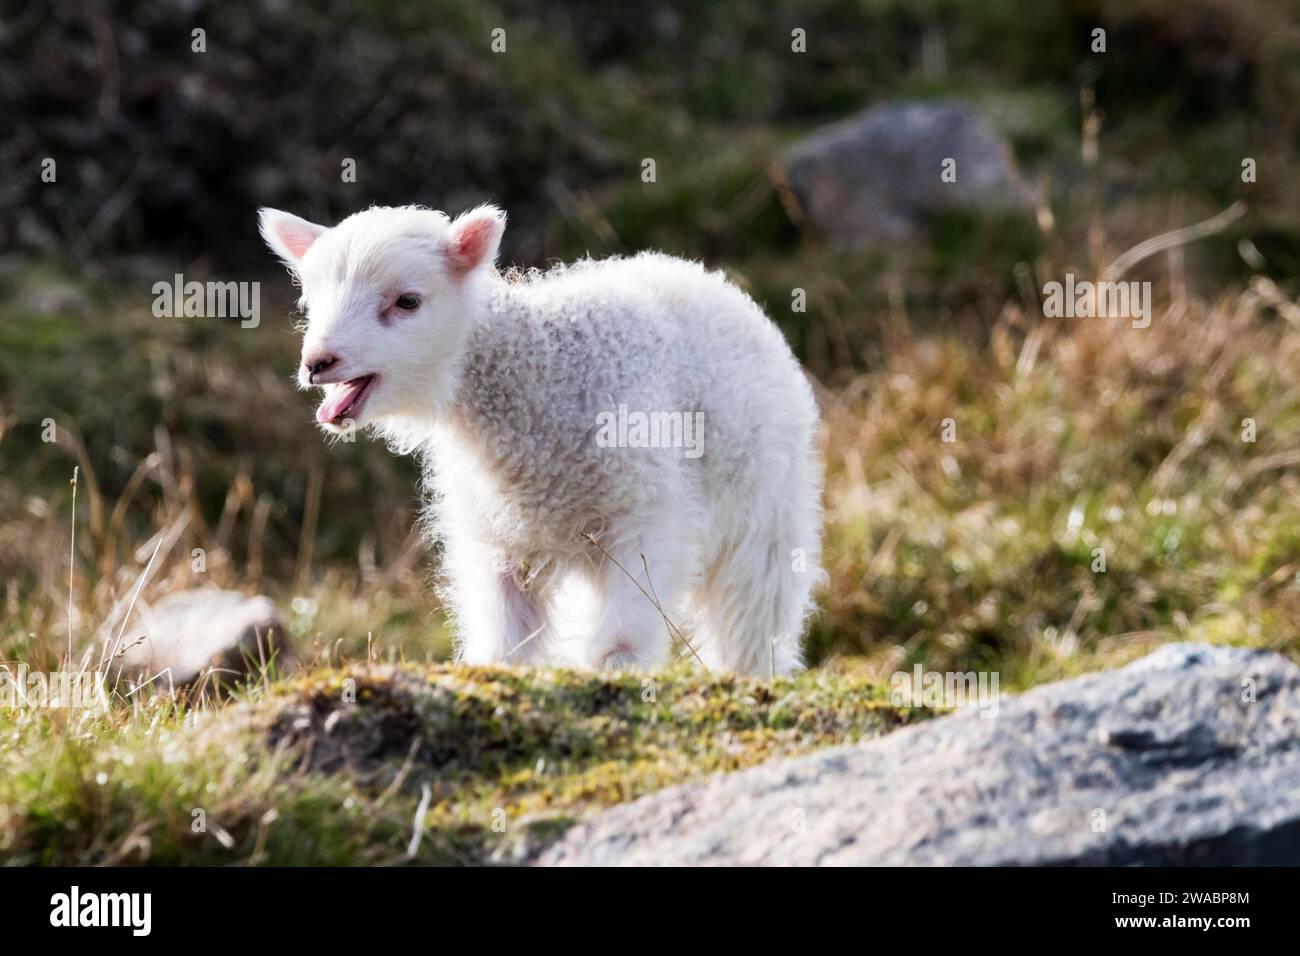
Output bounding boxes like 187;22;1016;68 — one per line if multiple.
783;98;1032;246
104;589;287;690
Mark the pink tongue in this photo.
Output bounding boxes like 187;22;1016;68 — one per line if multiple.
317;380;362;424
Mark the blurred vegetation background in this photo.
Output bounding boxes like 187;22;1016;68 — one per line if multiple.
2;0;1299;684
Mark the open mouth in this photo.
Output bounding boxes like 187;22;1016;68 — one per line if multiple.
316;374;376;426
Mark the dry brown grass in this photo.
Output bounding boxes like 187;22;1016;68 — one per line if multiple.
814;271;1300;684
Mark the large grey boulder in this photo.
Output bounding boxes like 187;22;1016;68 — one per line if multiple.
103;589;287;690
541;643;1300;865
783;99;1032;246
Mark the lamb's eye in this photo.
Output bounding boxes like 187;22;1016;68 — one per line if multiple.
394;294;421;311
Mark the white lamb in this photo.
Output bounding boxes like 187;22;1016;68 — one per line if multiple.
259;204;823;674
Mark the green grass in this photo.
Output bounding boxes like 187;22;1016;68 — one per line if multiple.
0;664;915;865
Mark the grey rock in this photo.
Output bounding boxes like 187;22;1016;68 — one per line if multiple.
105;589;287;690
541;644;1300;865
783;99;1032;246
1123;641;1263;673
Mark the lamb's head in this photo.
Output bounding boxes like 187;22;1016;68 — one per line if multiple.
259;203;506;436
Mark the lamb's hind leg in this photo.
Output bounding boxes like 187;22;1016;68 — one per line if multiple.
691;480;823;676
445;540;549;666
582;521;690;671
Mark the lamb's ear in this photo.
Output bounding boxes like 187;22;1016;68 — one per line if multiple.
259;208;327;269
443;205;506;276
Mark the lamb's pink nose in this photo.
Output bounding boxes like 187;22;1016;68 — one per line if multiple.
303;352;339;384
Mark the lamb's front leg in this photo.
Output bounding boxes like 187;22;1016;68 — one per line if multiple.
446;543;548;666
582;524;689;671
